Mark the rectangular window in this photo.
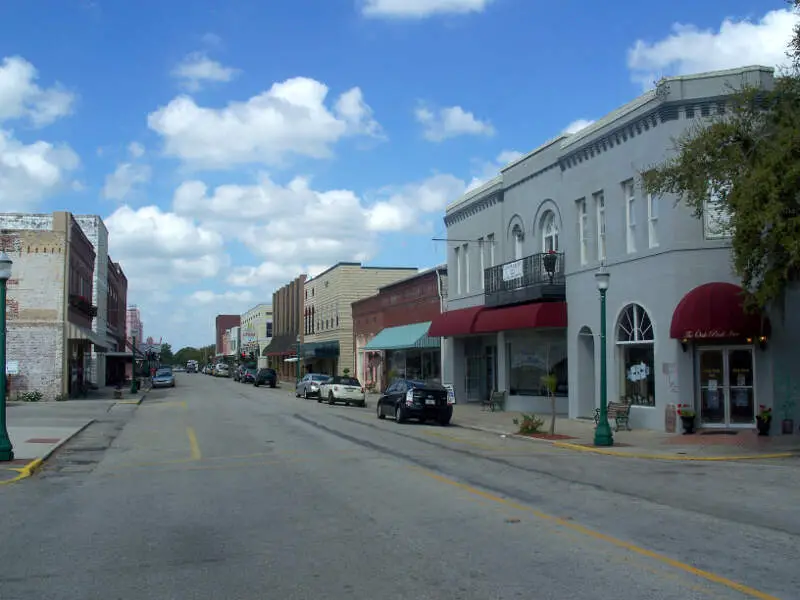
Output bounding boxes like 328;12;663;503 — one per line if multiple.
577;198;588;265
647;193;659;248
478;237;485;289
623;179;636;253
594;191;606;261
487;234;495;266
508;332;568;397
454;246;461;295
463;243;470;293
704;190;732;239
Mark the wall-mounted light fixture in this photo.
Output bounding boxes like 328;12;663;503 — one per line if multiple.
680;338;689;352
758;335;768;350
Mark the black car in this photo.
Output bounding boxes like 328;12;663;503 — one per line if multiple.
254;368;277;388
376;379;452;425
240;367;257;384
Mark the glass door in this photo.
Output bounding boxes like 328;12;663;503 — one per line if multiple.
698;347;756;426
698;348;726;425
465;355;484;402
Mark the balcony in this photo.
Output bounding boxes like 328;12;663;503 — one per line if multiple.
69;294;98;318
484;251;566;308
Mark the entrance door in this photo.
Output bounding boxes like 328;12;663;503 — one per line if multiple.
465;355;484;402
698;347;755;426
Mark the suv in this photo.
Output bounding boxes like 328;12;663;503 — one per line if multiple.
254;368;277;388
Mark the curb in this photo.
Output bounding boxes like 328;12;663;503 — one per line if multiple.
0;418;96;485
454;421;799;462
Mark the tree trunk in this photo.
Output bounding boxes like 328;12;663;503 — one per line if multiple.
549;392;556;435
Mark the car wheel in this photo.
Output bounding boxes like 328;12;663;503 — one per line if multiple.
438;414;451;426
395;404;407;424
328;393;335;405
345;402;350;407
376;401;385;419
270;383;276;388
303;389;308;400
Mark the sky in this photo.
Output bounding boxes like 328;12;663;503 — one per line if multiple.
0;0;796;349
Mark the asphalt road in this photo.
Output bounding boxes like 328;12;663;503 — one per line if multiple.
0;374;798;600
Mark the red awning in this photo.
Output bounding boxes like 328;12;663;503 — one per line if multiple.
473;302;567;334
428;306;483;337
669;282;770;340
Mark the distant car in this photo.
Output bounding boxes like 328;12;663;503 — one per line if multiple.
214;363;230;377
240;367;257;384
254;368;277;388
152;368;176;388
295;373;329;399
376;379;452;425
319;375;365;406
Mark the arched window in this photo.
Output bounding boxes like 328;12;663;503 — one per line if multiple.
541;211;559;253
616;304;655;406
512;224;524;260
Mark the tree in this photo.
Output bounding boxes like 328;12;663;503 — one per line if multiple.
159;343;174;364
642;2;800;312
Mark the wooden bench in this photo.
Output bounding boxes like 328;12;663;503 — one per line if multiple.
482;390;506;412
593;402;632;431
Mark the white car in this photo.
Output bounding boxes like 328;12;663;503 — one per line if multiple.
214;363;230;377
318;375;366;407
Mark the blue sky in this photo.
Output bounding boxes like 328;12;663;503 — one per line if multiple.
0;0;795;348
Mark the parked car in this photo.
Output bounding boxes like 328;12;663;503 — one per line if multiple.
376;379;453;425
254;368;277;388
233;365;244;382
152;367;176;388
214;363;230;377
318;375;365;406
240;367;257;384
295;373;329;399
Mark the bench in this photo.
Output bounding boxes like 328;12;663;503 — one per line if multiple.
593;402;632;431
482;390;506;412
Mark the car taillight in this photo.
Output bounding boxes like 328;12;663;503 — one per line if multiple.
360;387;365;393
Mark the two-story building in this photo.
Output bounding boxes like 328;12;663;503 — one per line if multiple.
240;303;273;366
435;65;784;432
352;265;447;391
302;263;418;376
264;275;306;382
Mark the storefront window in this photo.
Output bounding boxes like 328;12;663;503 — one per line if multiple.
616;303;655;407
508;332;568;397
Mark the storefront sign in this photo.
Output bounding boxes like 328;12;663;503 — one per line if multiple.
502;260;523;282
681;329;741;339
5;360;18;375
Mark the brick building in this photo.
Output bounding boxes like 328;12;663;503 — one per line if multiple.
351;265;447;391
215;314;240;356
264;274;306;382
0;211;108;399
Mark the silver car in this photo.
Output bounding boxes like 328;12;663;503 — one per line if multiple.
295;373;329;399
152;368;175;388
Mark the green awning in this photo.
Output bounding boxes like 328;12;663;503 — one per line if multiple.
363;322;439;351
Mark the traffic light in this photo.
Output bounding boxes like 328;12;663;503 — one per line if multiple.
248;352;255;361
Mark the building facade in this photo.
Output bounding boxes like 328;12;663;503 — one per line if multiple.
352;265;447;392
436;65;788;432
241;303;273;367
0;211;107;399
265;275;306;382
302;263;418;376
126;306;143;347
105;258;128;385
215;314;240;356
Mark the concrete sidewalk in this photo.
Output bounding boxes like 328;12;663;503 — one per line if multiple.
1;385;151;484
451;402;800;461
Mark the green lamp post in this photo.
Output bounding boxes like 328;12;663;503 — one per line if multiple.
295;333;301;382
0;251;15;461
593;266;614;447
130;335;137;394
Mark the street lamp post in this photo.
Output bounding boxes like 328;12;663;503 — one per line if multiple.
130;336;137;394
295;334;301;382
0;252;15;461
594;266;614;447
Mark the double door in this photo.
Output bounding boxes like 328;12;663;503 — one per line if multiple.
698;347;756;426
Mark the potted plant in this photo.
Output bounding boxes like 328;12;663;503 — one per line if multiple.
780;397;796;435
756;405;772;436
677;404;696;434
542;250;558;281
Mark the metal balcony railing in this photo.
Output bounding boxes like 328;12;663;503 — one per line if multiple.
484;251;566;307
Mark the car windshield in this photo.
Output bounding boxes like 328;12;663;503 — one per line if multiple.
155;370;172;377
408;379;442;389
311;374;328;381
333;377;360;386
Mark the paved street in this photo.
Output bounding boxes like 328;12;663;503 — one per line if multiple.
0;374;798;599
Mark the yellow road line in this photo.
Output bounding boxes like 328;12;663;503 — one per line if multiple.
413;467;779;600
186;427;202;461
552;441;794;461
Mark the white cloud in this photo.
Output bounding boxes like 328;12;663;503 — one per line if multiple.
148;77;381;169
101;162;151;201
0;129;80;211
106;204;228;294
190;289;254;305
128;142;145;158
0;56;75;127
628;8;798;89
362;0;494;19
466;149;523;191
172;52;239;91
564;119;595;134
365;173;467;231
415;104;494;142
